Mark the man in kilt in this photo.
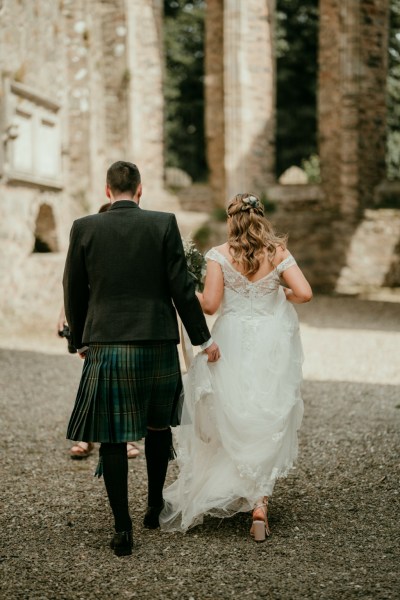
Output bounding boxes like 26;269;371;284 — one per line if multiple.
63;161;220;556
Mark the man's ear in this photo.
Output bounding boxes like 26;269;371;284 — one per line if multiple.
137;183;143;200
105;184;111;199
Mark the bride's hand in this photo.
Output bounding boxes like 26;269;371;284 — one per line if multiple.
204;342;221;363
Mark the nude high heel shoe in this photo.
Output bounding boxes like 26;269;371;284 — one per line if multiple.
250;498;270;542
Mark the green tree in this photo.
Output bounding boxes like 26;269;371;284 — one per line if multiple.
387;0;400;180
275;0;319;178
164;0;207;181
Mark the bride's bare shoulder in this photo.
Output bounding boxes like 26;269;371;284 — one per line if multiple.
270;244;290;266
214;242;230;256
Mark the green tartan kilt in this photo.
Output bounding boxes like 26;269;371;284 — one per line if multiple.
66;342;183;443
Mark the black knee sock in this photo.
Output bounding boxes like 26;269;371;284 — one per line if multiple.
145;428;173;508
100;443;132;533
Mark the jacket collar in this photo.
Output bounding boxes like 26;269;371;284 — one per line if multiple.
109;200;140;211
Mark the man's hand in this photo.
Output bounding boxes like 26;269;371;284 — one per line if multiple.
204;341;221;363
57;307;66;334
77;346;89;360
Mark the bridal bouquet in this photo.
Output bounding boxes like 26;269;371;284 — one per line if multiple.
182;237;206;292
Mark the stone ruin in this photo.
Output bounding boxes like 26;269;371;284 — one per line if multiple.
0;0;398;344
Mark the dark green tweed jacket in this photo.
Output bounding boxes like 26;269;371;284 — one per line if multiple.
63;200;210;349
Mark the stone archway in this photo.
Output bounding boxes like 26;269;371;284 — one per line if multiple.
32;203;59;253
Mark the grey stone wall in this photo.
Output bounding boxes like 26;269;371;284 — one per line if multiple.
0;0;71;336
318;0;390;214
268;188;400;293
0;0;167;338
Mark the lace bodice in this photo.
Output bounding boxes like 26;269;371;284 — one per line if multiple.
205;247;297;317
205;248;296;297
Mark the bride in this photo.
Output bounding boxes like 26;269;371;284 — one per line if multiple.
160;193;312;541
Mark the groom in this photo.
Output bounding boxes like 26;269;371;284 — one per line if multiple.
63;161;220;556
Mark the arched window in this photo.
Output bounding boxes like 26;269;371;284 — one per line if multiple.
276;0;319;182
32;204;58;253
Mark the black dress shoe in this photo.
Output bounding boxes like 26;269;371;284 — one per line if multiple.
143;503;164;529
109;530;133;556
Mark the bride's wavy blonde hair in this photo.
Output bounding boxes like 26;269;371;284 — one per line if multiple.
227;193;287;276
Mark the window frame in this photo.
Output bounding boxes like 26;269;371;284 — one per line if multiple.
1;78;64;190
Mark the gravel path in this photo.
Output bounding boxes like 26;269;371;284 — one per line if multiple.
1;296;399;600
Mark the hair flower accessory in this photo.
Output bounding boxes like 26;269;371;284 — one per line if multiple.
242;195;259;210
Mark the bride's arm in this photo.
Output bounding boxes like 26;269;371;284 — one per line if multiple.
196;260;224;315
274;247;313;304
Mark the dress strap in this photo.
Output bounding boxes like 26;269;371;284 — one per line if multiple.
204;248;225;267
276;253;297;274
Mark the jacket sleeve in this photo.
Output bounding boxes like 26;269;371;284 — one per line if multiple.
164;215;211;346
62;221;89;349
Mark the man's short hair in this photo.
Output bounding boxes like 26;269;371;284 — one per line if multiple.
106;161;141;196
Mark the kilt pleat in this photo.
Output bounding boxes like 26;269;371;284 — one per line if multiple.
66;343;182;443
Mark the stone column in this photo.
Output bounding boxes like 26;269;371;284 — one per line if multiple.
358;0;389;205
205;0;226;207
125;0;165;195
205;0;276;206
99;0;130;166
318;0;389;214
64;0;94;208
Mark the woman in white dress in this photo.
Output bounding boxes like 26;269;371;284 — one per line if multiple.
160;193;312;541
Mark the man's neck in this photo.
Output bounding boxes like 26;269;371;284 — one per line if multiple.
111;195;139;204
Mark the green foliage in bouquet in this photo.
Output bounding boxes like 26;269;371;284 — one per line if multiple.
182;237;206;292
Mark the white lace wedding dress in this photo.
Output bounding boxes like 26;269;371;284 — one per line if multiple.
160;248;304;532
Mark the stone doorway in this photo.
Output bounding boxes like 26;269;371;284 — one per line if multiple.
32;204;59;253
